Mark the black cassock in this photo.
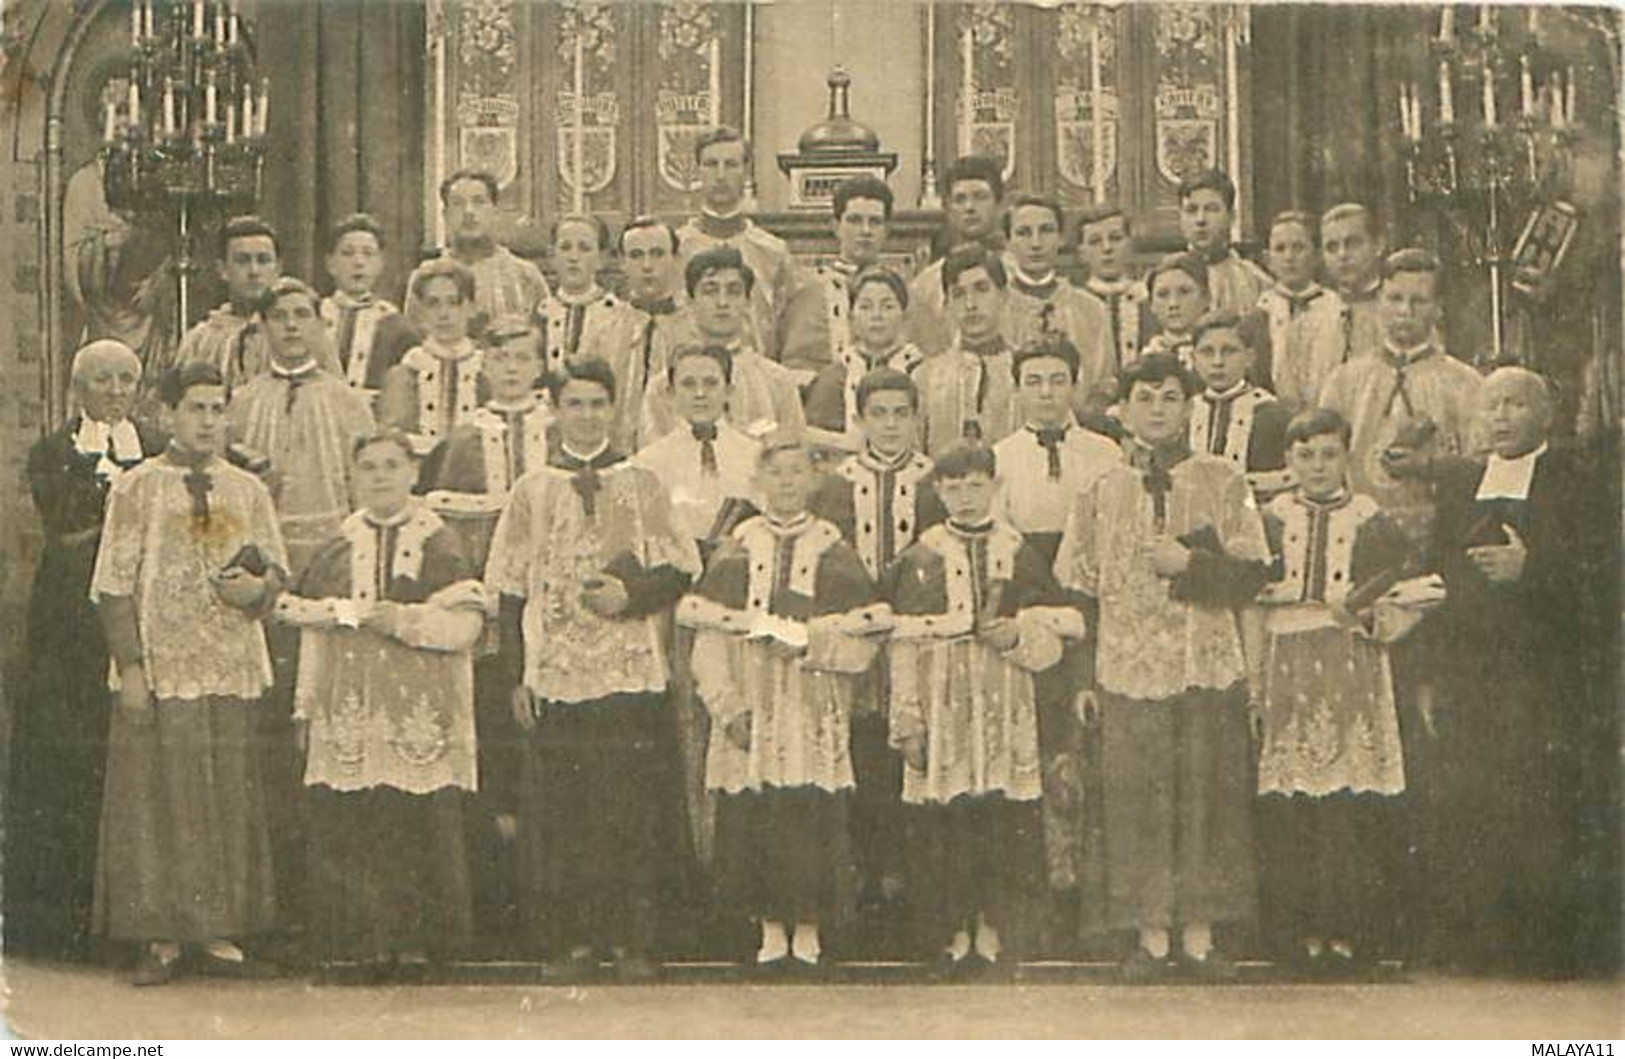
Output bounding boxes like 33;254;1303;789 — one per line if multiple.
1424;444;1619;974
5;418;161;955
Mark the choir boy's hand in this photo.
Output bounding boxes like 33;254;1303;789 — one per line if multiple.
725;713;753;751
899;736;927;773
511;686;541;731
1147;536;1192;578
117;665;154;725
1468;525;1527;584
1074;689;1102;727
360;601;402;637
581;575;630;617
979;618;1020;652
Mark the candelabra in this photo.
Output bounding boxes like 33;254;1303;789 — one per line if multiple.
101;0;268;337
1396;5;1577;365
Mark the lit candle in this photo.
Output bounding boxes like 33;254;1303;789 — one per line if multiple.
215;3;226;45
1089;20;1105;202
226;103;236;143
228;7;238;47
193;0;205;39
1565;65;1576;126
257;79;270;136
131;2;141;43
1482;65;1496;127
242;93;253;139
1397;83;1410;137
1439;60;1455;125
1412;85;1424;139
705;35;718;127
128;81;140;128
206;78;217;125
163;79;176;135
961;25;975;155
1439;7;1454;42
1520;54;1534;117
1478;6;1492;36
1528;7;1540;42
104;99;117;142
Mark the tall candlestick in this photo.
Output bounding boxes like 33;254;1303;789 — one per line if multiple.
129;81;140;128
193;0;204;39
1520;55;1534;117
132;2;142;44
1439;60;1455;125
228;10;239;47
1089;20;1105;202
1439;7;1454;42
206;78;217;125
1482;64;1496;127
258;79;270;136
215;3;226;44
1398;83;1410;138
104;99;117;142
226;103;236;144
1528;7;1540;42
1412;84;1424;139
163;79;176;136
1550;74;1564;129
708;36;721;127
1478;5;1493;36
1565;65;1576;125
960;25;975;156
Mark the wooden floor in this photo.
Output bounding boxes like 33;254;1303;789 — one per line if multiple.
2;957;1620;1039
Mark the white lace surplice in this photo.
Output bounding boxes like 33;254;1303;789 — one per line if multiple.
90;458;288;701
1055;455;1269;702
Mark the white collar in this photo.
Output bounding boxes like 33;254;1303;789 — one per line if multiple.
425;336;478;361
1009;263;1058;288
1203;379;1251;401
1477;442;1549;501
560;438;610;464
270;358;319;379
74;416;143;461
1085;275;1136;297
555;285;606;308
701;206;746;222
486;396;541;414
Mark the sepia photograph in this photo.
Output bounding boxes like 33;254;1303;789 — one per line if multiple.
0;0;1618;1041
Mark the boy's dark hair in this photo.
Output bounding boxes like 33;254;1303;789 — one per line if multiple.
618;215;680;255
941;246;1008;297
1191;310;1251;349
256;275;320;317
547;356;618;404
1002;194;1065;239
158;361;228;408
756;428;812;467
941;155;1005;203
694;125;750;165
1117;351;1200;402
409;258;477;303
1076;202;1129;235
220;214;278;259
481;315;540;351
685;246;757;299
438;168;500;206
551;213;613;252
932;443;998;481
668;343;735;386
1285;407;1353;450
833;175;894;221
326;212;387;253
1012;334;1080;383
848;268;909;310
855;366;919;415
350;427;418;463
1146;251;1210;293
1176;167;1237;212
1266;209;1318;245
1382;247;1441;282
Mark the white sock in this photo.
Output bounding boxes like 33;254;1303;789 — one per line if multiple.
1138;926;1171;959
974;914;1002;962
756;919;789;963
1304;936;1325;958
1181;922;1213;961
203;938;244;962
946;929;972;961
791;921;821;964
1329;938;1354;960
151;941;182;965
